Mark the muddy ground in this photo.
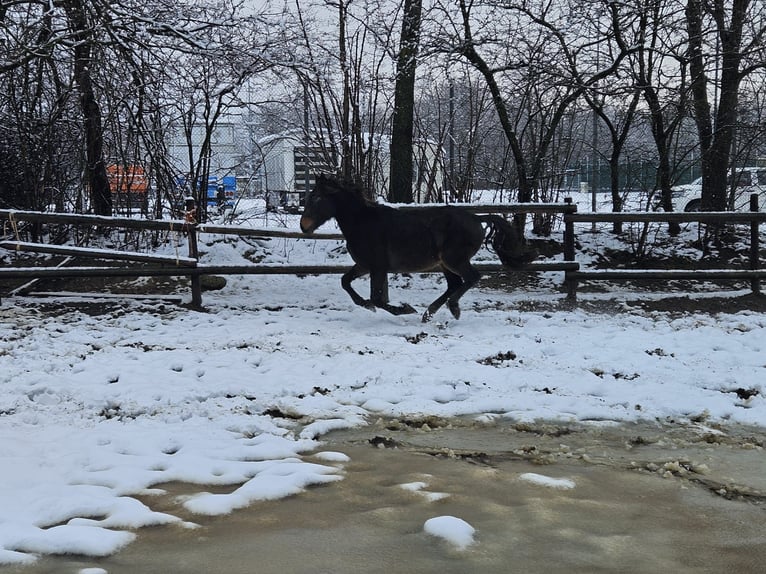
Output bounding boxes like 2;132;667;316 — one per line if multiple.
9;417;765;574
3;241;766;573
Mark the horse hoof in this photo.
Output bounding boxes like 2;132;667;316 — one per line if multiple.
421;311;432;323
401;303;417;315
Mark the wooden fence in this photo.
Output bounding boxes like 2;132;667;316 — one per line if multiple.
1;194;764;307
562;194;765;297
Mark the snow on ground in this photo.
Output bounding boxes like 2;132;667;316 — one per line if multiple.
1;196;765;564
423;516;476;550
518;473;577;490
399;479;450;502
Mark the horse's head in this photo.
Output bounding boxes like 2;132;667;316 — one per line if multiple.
300;174;360;234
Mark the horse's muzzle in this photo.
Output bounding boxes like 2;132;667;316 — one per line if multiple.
300;215;316;234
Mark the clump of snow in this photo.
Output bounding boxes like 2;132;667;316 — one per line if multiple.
181;459;342;515
5;523;135;558
0;549;36;566
312;451;351;463
399;481;449;502
423;492;450;502
400;481;429;492
424;516;476;550
518;472;576;490
300;418;360;439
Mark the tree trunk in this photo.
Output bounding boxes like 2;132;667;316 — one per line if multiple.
640;82;680;235
62;0;111;216
608;155;623;234
686;0;717;210
389;0;422;203
338;0;353;181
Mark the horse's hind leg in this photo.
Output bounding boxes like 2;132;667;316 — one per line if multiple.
423;270;464;322
426;225;484;321
445;264;481;319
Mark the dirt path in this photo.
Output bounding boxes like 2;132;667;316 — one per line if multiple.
9;419;766;574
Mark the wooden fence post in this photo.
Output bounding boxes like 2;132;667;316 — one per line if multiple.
563;197;578;301
185;198;203;307
750;193;761;295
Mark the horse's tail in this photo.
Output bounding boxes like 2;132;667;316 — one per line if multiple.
479;215;537;268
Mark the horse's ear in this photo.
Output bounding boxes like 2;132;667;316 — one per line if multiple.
316;172;341;193
316;173;335;189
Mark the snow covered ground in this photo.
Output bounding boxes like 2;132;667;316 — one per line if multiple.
1;195;764;567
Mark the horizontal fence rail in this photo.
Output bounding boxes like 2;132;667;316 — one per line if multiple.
397;203;577;215
566;211;766;223
0;208;345;240
0;240;198;267
570;269;766;280
2;202;576;237
0;261;580;280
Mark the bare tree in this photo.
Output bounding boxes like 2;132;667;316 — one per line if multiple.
686;0;766;210
443;0;632;234
58;0;113;215
414;68;506;202
2;0;274;217
0;4;80;212
586;90;641;234
733;69;766;165
286;0;401;195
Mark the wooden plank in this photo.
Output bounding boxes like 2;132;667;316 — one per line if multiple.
4;206;762;237
0;209;190;231
0;266;347;279
475;262;579;272
0;210;340;240
0;261;578;280
25;292;184;304
566;211;766;224
9;256;75;296
398;203;576;214
571;269;766;280
2;203;574;227
0;241;197;267
196;224;343;240
189;262;579;275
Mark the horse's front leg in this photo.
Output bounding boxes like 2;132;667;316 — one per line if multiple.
341;265;376;311
370;271;416;316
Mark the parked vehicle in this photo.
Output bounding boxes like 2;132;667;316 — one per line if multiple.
670;167;766;212
108;164;149;213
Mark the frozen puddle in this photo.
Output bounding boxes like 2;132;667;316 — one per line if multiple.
8;420;766;574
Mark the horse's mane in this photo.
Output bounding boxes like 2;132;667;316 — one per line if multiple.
320;175;376;206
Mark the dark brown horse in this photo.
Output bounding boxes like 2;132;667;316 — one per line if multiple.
300;175;535;322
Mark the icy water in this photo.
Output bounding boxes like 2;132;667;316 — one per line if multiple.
9;419;766;574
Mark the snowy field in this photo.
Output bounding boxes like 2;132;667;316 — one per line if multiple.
1;195;765;567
